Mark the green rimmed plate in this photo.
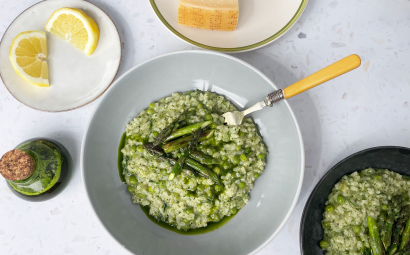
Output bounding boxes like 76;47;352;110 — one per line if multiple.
149;0;308;52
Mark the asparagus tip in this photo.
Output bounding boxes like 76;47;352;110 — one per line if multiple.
201;121;212;129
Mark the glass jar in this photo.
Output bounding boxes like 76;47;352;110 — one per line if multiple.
0;138;72;201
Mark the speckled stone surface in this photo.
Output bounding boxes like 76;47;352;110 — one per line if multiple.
0;0;409;254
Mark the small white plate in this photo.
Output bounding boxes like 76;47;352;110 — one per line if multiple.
0;0;122;112
150;0;308;52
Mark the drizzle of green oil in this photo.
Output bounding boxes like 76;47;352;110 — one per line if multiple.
118;133;126;183
140;205;236;235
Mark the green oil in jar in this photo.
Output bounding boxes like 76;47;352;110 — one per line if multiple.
0;138;72;201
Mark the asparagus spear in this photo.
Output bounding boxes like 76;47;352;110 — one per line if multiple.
185;158;220;185
164;121;212;142
368;216;386;255
384;196;404;249
384;216;395;250
144;143;174;164
182;169;197;179
396;239;410;255
387;216;406;254
398;205;410;219
379;211;387;229
379;211;387;246
144;142;221;184
362;247;372;255
162;130;214;153
395;249;410;255
189;150;221;165
144;143;197;178
169;129;202;181
400;215;410;250
153;109;191;146
170;157;185;181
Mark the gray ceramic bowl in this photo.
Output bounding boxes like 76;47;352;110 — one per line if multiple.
81;50;304;255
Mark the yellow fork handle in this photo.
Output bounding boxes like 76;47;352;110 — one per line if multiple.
283;54;361;99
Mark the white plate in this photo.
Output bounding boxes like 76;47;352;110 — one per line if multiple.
0;0;122;112
150;0;308;52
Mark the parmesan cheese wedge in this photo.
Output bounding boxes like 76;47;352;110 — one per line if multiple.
177;0;239;31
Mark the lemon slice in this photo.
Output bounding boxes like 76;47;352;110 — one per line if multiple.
9;31;49;87
44;7;99;56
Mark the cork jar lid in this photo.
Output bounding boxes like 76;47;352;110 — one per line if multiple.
0;150;35;181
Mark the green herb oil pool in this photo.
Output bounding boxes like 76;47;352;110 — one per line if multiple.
140;205;236;235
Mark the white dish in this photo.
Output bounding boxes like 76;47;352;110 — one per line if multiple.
150;0;308;52
0;0;122;112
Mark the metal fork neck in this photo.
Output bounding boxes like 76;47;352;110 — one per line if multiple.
264;89;284;107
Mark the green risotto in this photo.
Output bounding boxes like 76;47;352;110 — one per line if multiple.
322;168;410;255
121;91;268;230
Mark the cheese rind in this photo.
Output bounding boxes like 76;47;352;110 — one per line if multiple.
177;0;239;31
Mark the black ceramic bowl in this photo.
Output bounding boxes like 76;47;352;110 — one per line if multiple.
300;146;410;254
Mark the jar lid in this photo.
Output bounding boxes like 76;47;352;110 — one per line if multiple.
0;150;35;181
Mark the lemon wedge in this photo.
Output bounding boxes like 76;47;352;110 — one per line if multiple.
44;7;99;56
9;31;49;87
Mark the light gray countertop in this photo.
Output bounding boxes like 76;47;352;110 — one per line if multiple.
0;0;409;254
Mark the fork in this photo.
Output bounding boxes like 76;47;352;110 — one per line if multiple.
222;54;361;126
